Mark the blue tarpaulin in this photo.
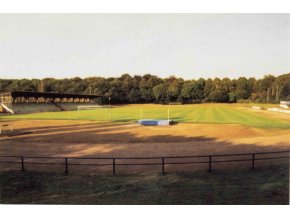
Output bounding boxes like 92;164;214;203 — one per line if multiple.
138;119;173;126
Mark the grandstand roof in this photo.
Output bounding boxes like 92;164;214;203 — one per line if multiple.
0;91;101;99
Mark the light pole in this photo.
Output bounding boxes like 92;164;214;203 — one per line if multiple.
108;97;111;121
168;101;170;122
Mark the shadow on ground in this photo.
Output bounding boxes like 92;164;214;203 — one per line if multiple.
0;122;289;175
0;163;288;204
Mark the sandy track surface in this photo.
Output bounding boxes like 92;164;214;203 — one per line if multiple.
0;120;289;173
0;119;289;156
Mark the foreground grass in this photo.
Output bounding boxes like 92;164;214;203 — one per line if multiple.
0;165;288;204
1;104;289;129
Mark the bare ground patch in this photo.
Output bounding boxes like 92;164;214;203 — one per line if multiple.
0;120;289;174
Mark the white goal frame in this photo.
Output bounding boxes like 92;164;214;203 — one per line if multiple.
139;104;171;122
77;105;109;120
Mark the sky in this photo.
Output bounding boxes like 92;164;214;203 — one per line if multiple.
0;14;289;80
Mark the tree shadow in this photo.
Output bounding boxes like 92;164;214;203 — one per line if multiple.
0;121;289;175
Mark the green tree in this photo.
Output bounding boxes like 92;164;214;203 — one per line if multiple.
208;89;229;102
153;84;168;103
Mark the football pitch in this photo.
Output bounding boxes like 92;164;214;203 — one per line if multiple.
1;104;289;129
1;104;289;204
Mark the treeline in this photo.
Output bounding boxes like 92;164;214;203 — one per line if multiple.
0;73;289;104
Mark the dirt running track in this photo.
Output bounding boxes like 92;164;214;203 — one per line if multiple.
0;120;289;174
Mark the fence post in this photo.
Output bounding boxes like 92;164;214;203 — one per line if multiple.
65;158;68;174
21;157;25;171
113;158;116;175
252;154;255;169
208;156;212;172
162;157;165;175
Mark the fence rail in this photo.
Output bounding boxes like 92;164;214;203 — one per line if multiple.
0;150;289;175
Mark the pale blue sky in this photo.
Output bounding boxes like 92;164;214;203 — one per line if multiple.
0;14;289;79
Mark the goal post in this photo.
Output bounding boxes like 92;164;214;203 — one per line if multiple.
77;105;110;120
139;104;171;122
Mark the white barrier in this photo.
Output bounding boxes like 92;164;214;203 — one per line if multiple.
252;106;264;110
267;108;290;114
280;101;290;109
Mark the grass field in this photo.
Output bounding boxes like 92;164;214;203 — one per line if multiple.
1;104;289;129
1;164;288;204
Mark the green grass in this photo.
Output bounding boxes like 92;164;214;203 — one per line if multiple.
0;164;288;204
0;104;289;129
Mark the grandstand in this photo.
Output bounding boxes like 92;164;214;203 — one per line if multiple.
0;91;102;114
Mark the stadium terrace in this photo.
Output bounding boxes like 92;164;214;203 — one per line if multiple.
0;91;102;114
